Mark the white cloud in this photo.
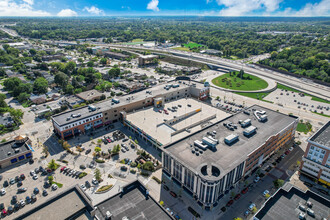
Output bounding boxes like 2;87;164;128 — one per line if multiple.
0;0;50;16
215;0;283;16
147;0;159;12
57;9;78;17
22;0;34;5
295;0;330;17
83;6;104;15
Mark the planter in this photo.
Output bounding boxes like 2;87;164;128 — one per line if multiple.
95;185;114;194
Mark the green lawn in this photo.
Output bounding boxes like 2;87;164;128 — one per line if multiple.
132;38;144;42
183;42;204;49
172;47;191;52
234;92;273;103
311;111;330;118
297;122;312;133
212;72;268;91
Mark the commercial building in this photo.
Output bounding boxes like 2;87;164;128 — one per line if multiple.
76;89;103;102
254;183;330;220
162;106;297;209
16;180;172;220
300;121;330;186
94;180;173;220
15;186;94;220
138;55;158;66
51;80;210;139
0;136;33;169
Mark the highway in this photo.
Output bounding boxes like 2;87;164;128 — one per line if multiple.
109;44;330;100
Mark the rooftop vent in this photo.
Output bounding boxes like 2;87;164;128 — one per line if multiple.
15;148;20;153
224;134;239;145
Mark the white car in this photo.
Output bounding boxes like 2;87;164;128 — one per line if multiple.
92;178;98;185
0;188;6;195
33;174;38;180
254;176;260;183
30;170;35;176
52;184;58;190
20;199;25;207
248;203;256;211
289;147;294;151
80;184;86;191
263;190;270;196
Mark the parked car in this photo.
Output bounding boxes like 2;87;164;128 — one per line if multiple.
263;190;270;196
32;174;38;180
14;203;20;211
44;182;51;188
31;194;37;202
248;203;256;211
17;188;27;193
244;210;250;217
85;181;91;188
80;184;86;191
0;188;6;195
226;200;234;207
60;166;67;172
163;185;169;191
42;190;48;196
12;195;17;204
85;149;91;154
52;184;58;191
34;187;39;194
234;193;241;200
170;191;177;198
26;196;31;204
92;178;98;185
80;165;86;170
9;178;15;185
20;174;25;180
17;181;23;187
241;187;248;194
20;200;25;207
254;176;260;183
3;180;9;188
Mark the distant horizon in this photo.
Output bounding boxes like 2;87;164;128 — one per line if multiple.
0;0;329;17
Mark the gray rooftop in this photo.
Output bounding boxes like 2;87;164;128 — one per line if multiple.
94;181;172;220
255;184;330;220
0;140;30;161
164;105;297;179
52;81;201;126
309;121;330;148
15;186;93;220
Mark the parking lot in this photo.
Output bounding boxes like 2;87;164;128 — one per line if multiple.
0;158;92;219
265;88;330;114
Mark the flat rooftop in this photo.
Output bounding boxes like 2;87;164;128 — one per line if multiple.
0;140;30;161
164;105;297;179
15;187;93;220
309;121;330;148
76;89;103;101
126;98;231;145
94;181;172;220
255;184;330;220
52;81;203;127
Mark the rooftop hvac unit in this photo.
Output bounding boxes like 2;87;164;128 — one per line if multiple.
259;114;268;122
194;140;208;150
243;126;257;136
202;137;218;148
241;119;251;128
224;134;239;145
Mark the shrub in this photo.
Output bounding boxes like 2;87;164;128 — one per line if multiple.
273;179;284;188
95;159;105;163
120;159;126;164
140;171;150;177
159;201;164;206
152;176;161;184
142;161;154;171
130;162;137;167
96;185;113;192
79;172;87;179
108;174;113;178
130;169;136;174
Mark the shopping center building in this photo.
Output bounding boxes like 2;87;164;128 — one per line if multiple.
300;121;330;187
162;106;298;209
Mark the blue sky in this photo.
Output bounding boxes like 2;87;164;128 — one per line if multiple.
0;0;329;17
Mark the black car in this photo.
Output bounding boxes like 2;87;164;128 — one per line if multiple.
34;187;39;194
14;203;20;211
44;181;51;188
163;185;169;191
39;166;45;172
42;190;48;196
7;206;13;214
3;180;9;187
26;196;31;204
85;181;91;188
80;165;86;170
15;176;20;182
0;203;4;210
85;149;91;154
17;188;27;193
17;181;23;187
34;167;39;174
12;195;17;204
29;158;34;164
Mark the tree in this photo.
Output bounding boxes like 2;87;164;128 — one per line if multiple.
0;93;8;108
94;168;102;181
100;58;107;65
48;176;54;184
54;72;69;88
273;179;284;188
65;61;76;74
95;147;101;152
142;161;154;171
87;61;94;67
48;159;59;170
4;77;21;91
108;67;120;78
239;69;245;79
33;77;48;94
12;83;32;97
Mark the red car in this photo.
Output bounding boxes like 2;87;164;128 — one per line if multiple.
241;187;249;194
226;200;234;207
170;191;177;198
60;166;66;172
158;109;162;113
2;209;7;216
285;150;290;155
234;193;241;200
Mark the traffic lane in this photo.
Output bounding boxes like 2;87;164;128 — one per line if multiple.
277;147;304;171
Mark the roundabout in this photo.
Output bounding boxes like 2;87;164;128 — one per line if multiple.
208;71;277;93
